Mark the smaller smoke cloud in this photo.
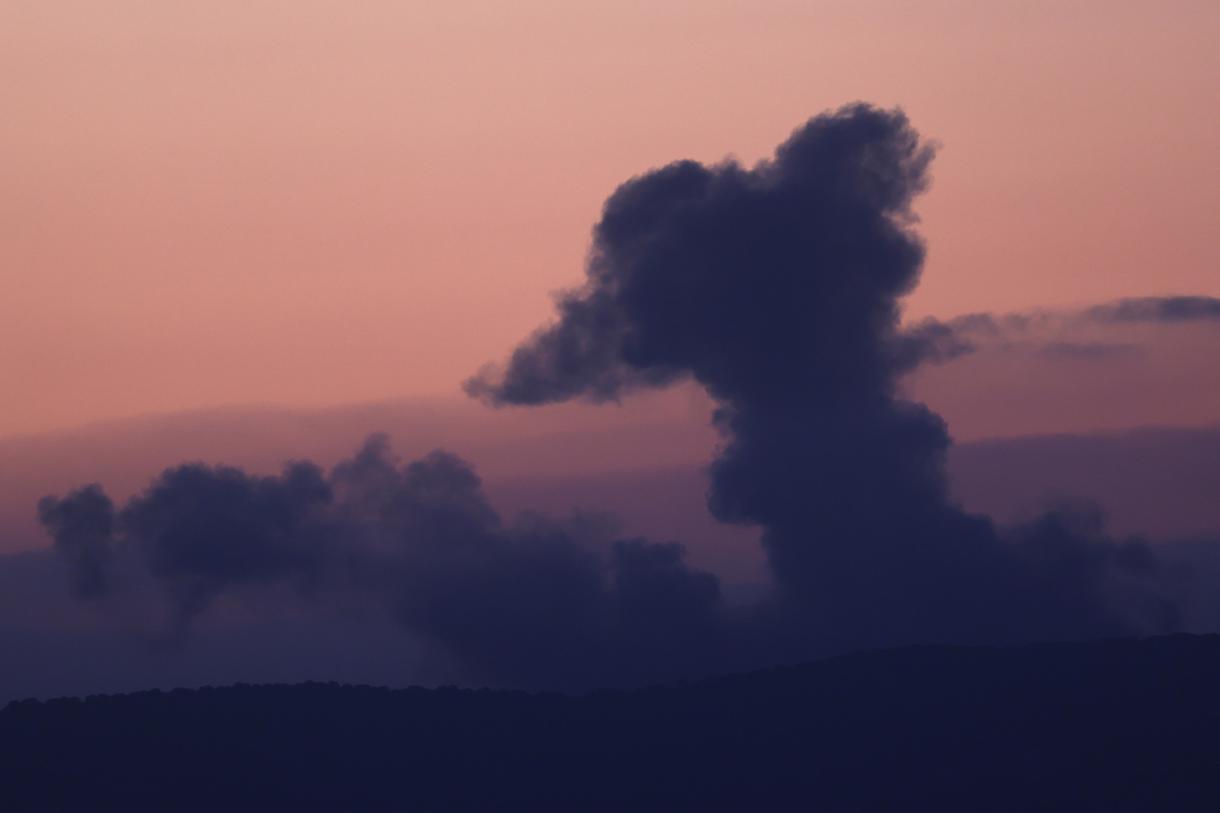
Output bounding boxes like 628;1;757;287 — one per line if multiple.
918;295;1220;364
37;436;730;689
1036;341;1140;360
1089;296;1220;324
38;486;115;599
895;318;980;367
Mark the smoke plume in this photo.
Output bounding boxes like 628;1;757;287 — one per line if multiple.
467;103;1178;653
39;105;1180;688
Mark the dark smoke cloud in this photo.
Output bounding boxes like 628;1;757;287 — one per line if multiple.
38;105;1183;689
1088;296;1220;323
38;486;115;599
917;295;1220;361
38;435;729;688
1035;340;1140;360
468;103;1178;653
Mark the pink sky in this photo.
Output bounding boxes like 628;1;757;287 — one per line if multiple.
3;0;1219;437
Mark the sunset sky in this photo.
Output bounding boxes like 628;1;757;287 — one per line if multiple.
4;0;1217;437
3;1;1220;706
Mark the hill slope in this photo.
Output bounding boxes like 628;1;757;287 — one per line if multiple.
4;635;1220;810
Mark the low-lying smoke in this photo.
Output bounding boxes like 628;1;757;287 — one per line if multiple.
39;435;730;688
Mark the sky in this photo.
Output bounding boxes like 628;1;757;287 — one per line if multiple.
3;0;1218;436
2;1;1220;701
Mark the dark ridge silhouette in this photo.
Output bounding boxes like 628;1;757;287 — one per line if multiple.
4;635;1220;811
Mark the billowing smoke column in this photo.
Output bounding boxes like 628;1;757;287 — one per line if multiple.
466;103;1177;653
40;105;1178;689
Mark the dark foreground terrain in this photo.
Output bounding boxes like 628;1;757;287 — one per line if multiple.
4;635;1220;811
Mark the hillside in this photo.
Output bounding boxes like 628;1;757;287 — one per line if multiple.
4;635;1220;810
